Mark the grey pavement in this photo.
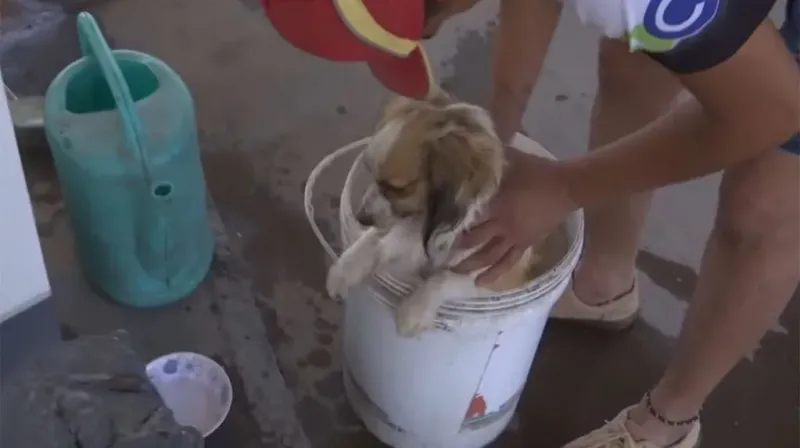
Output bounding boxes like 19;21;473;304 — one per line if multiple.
3;0;797;446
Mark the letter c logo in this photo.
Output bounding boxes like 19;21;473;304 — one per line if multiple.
643;0;720;40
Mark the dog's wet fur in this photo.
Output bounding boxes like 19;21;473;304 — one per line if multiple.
326;91;547;337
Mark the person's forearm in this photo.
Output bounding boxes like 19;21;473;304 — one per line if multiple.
562;95;798;207
559;20;800;208
490;0;562;144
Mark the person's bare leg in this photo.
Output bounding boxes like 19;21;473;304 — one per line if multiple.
625;148;800;445
571;40;682;304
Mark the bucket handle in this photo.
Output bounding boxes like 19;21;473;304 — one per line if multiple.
76;12;151;181
303;137;371;262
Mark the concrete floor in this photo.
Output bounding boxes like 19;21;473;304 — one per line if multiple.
3;0;798;446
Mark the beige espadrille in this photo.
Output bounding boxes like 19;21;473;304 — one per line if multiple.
550;278;640;330
562;406;701;448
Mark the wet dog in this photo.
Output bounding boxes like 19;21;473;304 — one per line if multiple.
326;92;541;337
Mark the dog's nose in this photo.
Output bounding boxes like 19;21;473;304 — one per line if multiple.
356;212;375;227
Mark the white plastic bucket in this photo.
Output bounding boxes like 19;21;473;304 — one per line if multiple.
305;133;584;448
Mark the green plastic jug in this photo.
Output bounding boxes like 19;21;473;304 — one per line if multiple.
44;13;213;307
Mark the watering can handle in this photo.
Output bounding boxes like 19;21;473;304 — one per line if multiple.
77;13;175;289
303;137;371;262
76;12;149;177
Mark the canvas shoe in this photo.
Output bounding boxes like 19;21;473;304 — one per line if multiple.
562;406;702;448
550;277;640;330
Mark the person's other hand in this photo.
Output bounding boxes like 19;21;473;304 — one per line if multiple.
453;150;578;285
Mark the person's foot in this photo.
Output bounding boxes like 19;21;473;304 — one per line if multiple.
549;275;640;330
562;406;701;448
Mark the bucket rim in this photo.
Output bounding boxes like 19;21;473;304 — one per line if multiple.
336;134;585;316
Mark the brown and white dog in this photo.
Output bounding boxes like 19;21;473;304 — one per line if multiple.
326;92;541;337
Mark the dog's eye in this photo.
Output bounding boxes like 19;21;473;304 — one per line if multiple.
378;180;404;194
378;180;415;197
396;209;416;218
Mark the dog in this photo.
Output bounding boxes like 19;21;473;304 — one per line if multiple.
326;91;543;337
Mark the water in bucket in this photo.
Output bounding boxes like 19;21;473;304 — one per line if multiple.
43;12;213;307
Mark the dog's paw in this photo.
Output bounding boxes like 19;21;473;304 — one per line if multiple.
394;299;438;338
326;252;378;299
326;264;352;299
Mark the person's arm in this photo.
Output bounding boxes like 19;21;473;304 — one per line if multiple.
490;0;562;144
560;23;800;208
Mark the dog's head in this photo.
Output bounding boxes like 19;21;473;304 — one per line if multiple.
356;91;504;253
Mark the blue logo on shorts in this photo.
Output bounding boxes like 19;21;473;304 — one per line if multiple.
643;0;720;40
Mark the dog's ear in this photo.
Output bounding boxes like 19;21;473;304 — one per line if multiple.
422;142;464;255
422;128;500;255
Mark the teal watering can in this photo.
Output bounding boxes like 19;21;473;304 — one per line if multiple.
44;13;213;307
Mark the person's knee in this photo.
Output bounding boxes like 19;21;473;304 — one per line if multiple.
715;166;799;249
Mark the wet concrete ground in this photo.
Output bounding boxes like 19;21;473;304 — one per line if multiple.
4;0;798;446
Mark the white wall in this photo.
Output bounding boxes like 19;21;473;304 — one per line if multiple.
0;69;51;325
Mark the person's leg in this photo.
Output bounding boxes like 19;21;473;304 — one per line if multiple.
624;10;800;446
625;145;800;446
551;39;682;326
563;15;800;448
565;147;800;448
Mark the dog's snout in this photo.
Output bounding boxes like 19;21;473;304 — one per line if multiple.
356;212;375;227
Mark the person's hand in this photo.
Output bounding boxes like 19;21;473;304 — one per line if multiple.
453;150;578;285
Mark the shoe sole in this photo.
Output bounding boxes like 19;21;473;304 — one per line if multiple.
550;309;639;331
